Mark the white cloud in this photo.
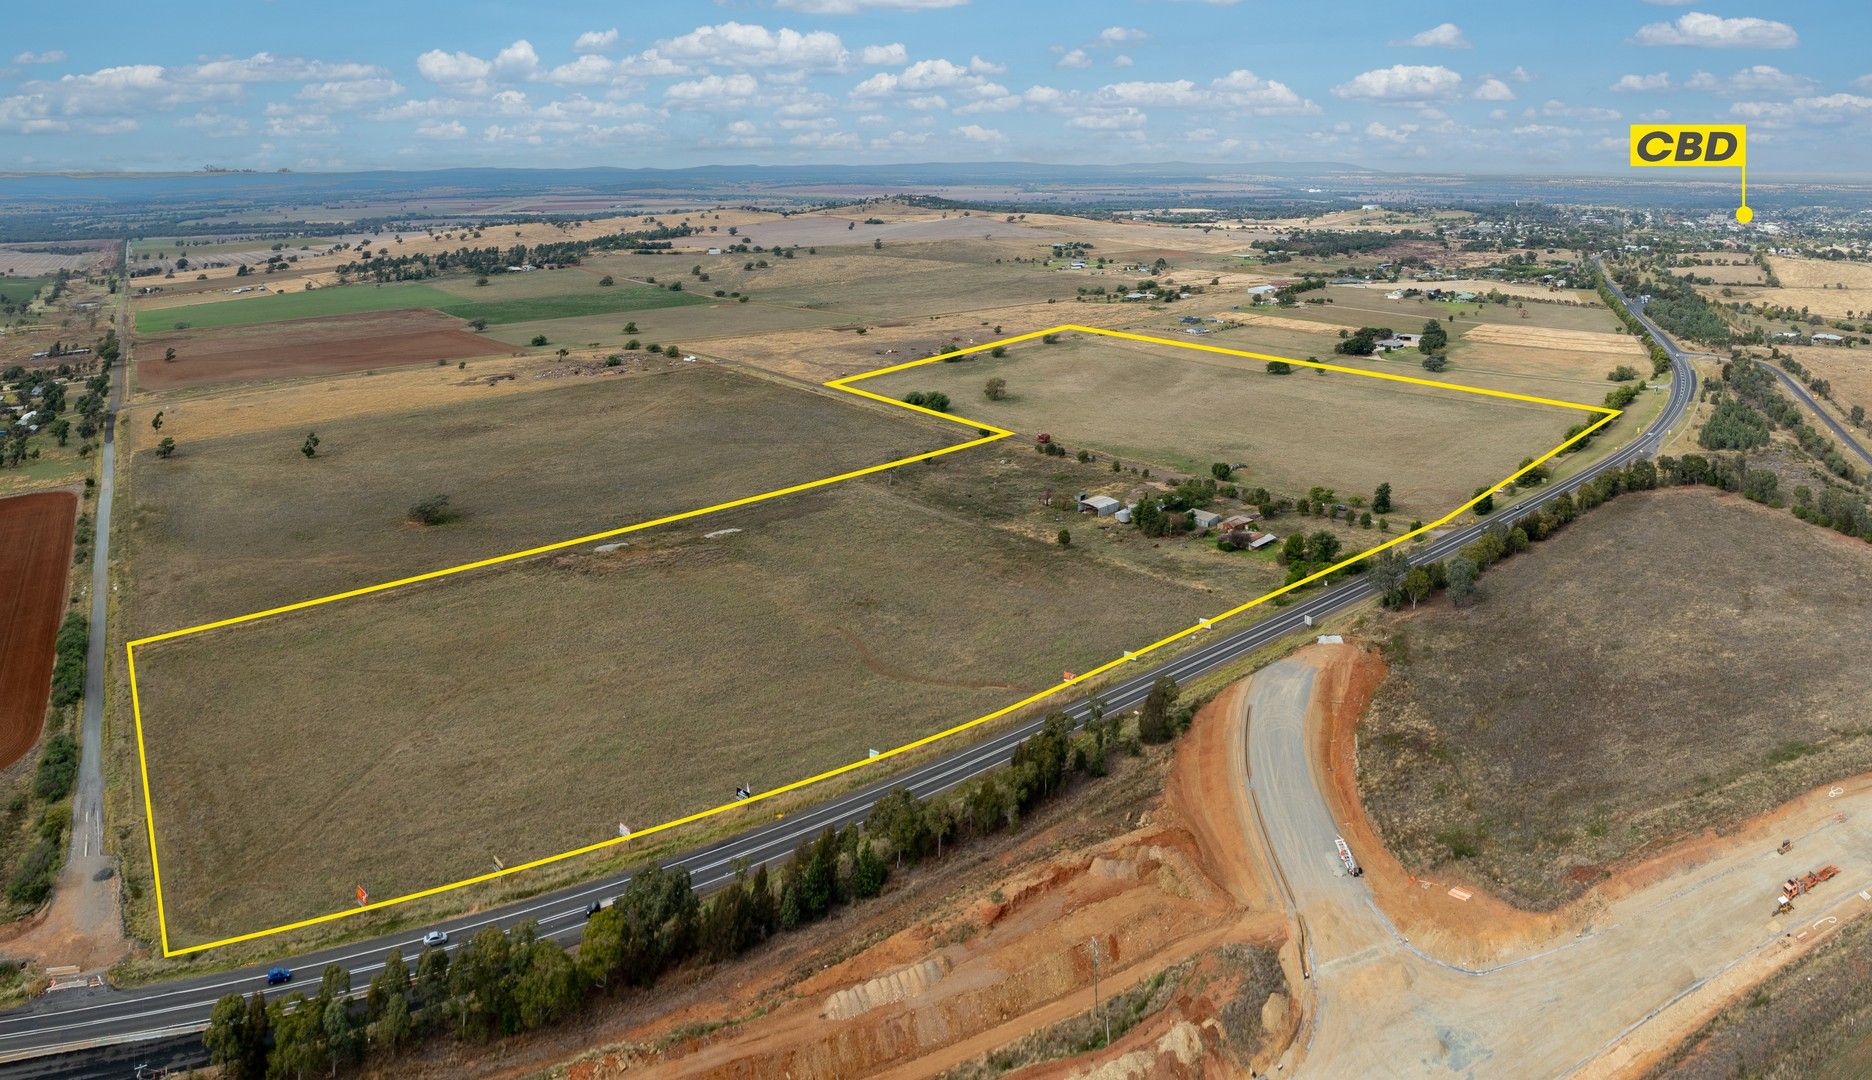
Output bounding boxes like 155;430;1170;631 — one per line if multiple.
1332;64;1463;102
298;78;403;109
573;29;618;54
776;0;966;11
1633;12;1798;49
1085;69;1312;116
543;55;615;86
1685;65;1818;97
954;123;1005;142
852;57;1004;98
968;55;1005;75
1365;121;1418;143
1612;72;1672;93
416;119;467;139
12;50;65;65
1391;23;1470;49
664;72;760;106
1734;92;1870;126
658;22;849;69
416;49;493;86
1113;54;1134;68
176;111;249;136
1097;27;1148;45
1509;65;1533;83
1056;49;1092;70
1472;77;1515;101
789;129;861;150
264;111;337;137
859;43;907;65
907;94;948;110
187;52;383;83
1068;107;1145;130
493;40;539;77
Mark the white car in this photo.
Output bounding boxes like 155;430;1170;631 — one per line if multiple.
422;930;448;947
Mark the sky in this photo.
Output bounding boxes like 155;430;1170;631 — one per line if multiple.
2;1;1868;176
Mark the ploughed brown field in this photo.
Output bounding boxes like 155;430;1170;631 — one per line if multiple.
0;491;77;769
136;310;510;390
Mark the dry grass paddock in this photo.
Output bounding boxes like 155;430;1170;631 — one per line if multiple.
121;363;957;636
130;477;1222;947
861;332;1582;518
1357;488;1872;909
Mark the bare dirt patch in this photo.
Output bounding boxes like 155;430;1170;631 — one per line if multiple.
0;491;76;770
1355;487;1872;910
136;310;509;389
1457;323;1647;356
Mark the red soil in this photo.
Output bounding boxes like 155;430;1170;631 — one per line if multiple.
136;310;510;389
0;491;78;770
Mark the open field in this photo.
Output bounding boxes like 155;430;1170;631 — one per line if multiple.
1708;256;1872;321
0;491;76;770
134;271;708;336
121;363;957;635
135;310;512;390
130;477;1222;946
1356;488;1872;909
861;331;1581;514
1456;323;1642;356
0;246;107;276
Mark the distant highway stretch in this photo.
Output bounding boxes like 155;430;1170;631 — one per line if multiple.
0;282;1696;1071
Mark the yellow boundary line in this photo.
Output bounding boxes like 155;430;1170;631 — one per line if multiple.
127;323;1618;956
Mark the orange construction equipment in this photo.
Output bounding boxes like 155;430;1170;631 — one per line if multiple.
1774;864;1840;915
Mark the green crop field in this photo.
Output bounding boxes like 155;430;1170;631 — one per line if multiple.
134;282;463;333
134;273;708;334
0;276;54;309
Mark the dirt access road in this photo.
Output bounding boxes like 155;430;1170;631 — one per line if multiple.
1253;646;1872;1078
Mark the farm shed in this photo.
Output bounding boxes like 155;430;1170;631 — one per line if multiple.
1191;509;1222;529
1078;495;1122;517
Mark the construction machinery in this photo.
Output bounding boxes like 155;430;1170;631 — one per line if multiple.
1774;864;1840;915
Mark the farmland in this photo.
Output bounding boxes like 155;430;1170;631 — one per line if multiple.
133;271;704;335
1356;488;1872;910
130;475;1222;946
134;310;510;390
0;491;76;770
121;363;958;635
861;330;1581;515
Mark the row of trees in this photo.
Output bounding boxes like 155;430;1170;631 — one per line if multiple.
207;680;1195;1076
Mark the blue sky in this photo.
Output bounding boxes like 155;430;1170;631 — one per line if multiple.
2;1;1867;175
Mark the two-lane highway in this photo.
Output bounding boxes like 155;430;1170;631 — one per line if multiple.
0;274;1697;1072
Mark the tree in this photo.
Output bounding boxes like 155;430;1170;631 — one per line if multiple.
1306;530;1341;564
599;274;615;286
151;410;164;431
1473;488;1495;515
1057;528;1071;547
1402;567;1433;608
375;990;413;1057
468;317;488;332
301;432;320;458
1446;556;1479;607
984;376;1008;401
624;321;638;333
1421;354;1448;372
156;436;176;458
50;418;70;447
205;993;258;1078
1280;533;1306;564
1265;360;1293;375
1372;482;1393;515
530;334;549;347
1368;550;1409;602
1211;462;1233;480
1419;319;1448;354
851;840;887;899
1137;676;1180;744
162;347;176;363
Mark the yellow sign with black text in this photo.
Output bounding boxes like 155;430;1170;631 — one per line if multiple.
1629;124;1751;222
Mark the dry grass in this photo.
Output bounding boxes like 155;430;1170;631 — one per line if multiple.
1783;345;1872;426
1456;323;1645;356
121;363;957;635
861;332;1580;518
1357;488;1872;909
130;478;1221;946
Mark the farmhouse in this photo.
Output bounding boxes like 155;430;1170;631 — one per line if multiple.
1077;494;1122;517
1191;509;1222;529
1218;514;1259;531
1244;284;1279;297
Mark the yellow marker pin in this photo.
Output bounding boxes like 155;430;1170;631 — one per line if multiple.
1629;124;1750;222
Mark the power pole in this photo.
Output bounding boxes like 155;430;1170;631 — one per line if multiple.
1090;937;1108;1046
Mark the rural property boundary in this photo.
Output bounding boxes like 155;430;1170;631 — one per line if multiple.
125;324;1620;956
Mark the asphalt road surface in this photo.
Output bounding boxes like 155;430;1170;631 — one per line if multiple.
1763;360;1872;468
0;271;1697;1072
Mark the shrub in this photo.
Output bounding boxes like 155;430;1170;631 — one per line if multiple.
407;495;456;527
